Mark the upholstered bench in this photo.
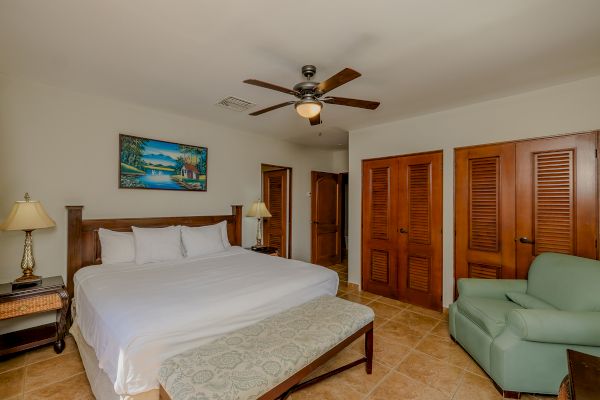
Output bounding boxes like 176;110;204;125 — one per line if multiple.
158;295;374;400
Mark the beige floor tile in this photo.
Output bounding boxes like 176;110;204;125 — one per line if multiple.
452;372;502;400
327;360;390;395
367;301;404;319
430;320;451;338
416;335;472;368
338;281;359;293
407;304;445;320
356;291;380;300
374;296;411;308
367;370;449;400
463;354;488;378
292;377;364;400
338;272;348;281
392;310;440;333
24;352;84;393
0;367;25;399
377;320;424;348
0;353;27;374
373;316;388;329
23;372;94;400
349;333;412;368
396;351;465;396
24;336;77;365
341;293;376;306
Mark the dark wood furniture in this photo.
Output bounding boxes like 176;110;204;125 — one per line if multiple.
248;246;279;256
454;130;599;290
66;205;243;300
0;276;69;356
361;150;443;311
558;349;600;400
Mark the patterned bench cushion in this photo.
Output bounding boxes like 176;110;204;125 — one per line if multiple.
158;295;374;400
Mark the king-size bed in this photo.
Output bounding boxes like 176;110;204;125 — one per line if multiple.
65;206;339;400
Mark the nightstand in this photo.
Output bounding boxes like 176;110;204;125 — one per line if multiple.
247;246;279;256
0;276;69;356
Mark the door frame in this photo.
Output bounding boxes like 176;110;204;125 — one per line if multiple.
361;149;444;309
261;164;293;258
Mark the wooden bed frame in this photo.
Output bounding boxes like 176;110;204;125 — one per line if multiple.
65;205;243;299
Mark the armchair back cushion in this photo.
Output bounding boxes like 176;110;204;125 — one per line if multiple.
527;253;600;312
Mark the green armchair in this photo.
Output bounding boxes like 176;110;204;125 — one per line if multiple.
449;253;600;397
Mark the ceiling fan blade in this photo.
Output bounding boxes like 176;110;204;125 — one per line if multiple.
243;79;298;96
248;101;295;116
316;68;361;94
309;113;322;126
323;96;380;110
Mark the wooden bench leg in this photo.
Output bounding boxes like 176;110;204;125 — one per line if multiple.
365;327;373;374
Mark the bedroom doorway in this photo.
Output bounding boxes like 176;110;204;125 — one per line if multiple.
261;164;292;258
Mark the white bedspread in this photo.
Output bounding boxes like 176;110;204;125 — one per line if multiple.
74;247;338;396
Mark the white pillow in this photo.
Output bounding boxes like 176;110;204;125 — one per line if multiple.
181;223;228;258
98;228;135;264
132;226;183;264
218;220;231;248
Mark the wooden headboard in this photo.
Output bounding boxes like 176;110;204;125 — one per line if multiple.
66;205;243;299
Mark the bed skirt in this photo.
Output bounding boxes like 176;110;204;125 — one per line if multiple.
70;322;159;400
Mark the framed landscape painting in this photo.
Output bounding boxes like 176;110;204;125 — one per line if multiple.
119;134;207;191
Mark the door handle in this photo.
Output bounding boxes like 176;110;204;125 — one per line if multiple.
312;221;319;224
519;237;535;244
399;228;408;234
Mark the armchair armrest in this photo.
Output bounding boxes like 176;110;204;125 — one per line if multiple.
507;309;600;346
457;278;527;300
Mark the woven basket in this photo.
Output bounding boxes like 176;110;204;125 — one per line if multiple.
0;293;62;320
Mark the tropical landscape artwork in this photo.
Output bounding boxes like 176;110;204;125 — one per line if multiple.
119;134;207;191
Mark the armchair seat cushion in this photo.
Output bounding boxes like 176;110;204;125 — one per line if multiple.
457;296;522;338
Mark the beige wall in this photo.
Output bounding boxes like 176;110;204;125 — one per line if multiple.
348;75;600;307
0;76;339;332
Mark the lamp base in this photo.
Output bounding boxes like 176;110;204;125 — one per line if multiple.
12;274;42;289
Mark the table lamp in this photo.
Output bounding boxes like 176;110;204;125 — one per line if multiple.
1;193;56;286
246;201;271;248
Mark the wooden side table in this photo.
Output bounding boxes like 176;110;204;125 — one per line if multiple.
247;246;279;256
0;276;69;356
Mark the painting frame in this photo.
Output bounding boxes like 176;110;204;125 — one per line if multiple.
119;134;208;192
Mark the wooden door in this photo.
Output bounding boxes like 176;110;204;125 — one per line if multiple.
397;151;443;310
515;133;598;278
263;169;288;258
362;158;399;297
311;171;342;266
455;143;517;282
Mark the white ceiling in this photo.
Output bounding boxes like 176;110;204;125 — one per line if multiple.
1;1;600;149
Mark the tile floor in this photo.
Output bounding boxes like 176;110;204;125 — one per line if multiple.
0;261;558;400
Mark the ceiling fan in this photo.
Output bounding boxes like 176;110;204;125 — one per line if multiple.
243;65;380;126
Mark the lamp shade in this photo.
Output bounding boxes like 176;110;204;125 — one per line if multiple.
246;201;272;218
1;196;56;231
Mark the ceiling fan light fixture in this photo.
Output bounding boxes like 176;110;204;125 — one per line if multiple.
295;99;322;119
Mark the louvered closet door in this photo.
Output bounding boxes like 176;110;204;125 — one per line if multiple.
397;152;443;310
515;133;597;278
455;143;516;282
263;169;288;257
362;158;399;297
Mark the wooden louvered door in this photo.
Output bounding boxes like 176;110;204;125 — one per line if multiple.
454;143;516;282
263;169;288;258
515;133;598;278
397;151;443;310
362;158;399;297
311;171;342;266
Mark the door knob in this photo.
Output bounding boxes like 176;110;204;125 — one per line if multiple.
519;237;534;244
399;228;408;234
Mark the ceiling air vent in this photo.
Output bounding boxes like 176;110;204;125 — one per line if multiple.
216;96;255;112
